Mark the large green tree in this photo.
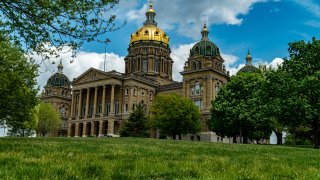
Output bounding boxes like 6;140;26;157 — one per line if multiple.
0;38;38;136
258;67;308;145
120;102;150;138
210;72;272;143
0;0;121;58
36;102;60;137
283;37;320;149
151;94;200;140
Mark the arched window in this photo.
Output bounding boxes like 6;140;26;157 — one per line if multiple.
154;60;159;72
143;59;148;72
192;62;197;70
198;61;202;69
206;46;211;55
195;47;199;54
195;81;200;95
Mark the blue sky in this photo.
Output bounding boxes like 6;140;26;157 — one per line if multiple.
36;0;320;89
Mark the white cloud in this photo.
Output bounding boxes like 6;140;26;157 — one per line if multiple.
35;51;125;91
291;0;320;17
122;0;267;39
269;57;284;68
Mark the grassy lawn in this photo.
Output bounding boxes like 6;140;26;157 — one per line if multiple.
0;138;319;179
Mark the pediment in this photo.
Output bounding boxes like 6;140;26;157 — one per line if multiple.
73;68;109;84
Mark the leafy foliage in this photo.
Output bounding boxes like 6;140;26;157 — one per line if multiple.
0;38;38;136
120;102;150;138
283;37;320;149
151;94;201;139
36;102;61;137
210;72;273;143
0;0;121;59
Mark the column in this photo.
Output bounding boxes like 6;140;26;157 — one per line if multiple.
110;84;115;115
108;120;114;135
98;120;104;137
91;121;95;137
208;78;213;102
78;90;83;118
186;81;190;98
75;123;79;137
128;86;133;113
70;91;75;117
101;85;106;115
82;123;87;137
203;78;207;109
93;86;98;116
67;123;71;137
85;88;90;117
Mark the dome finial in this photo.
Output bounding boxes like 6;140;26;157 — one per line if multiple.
201;22;209;40
246;49;252;65
57;59;63;73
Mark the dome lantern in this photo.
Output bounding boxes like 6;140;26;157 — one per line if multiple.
245;49;252;65
144;2;157;26
57;59;64;74
201;23;209;41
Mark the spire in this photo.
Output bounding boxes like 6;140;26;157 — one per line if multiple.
201;23;209;40
245;49;252;65
57;59;63;74
144;1;157;26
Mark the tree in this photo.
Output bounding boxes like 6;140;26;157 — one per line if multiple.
120;102;150;138
36;102;60;137
151;94;201;140
283;37;320;149
0;0;122;59
258;67;307;145
0;38;38;136
210;72;272;143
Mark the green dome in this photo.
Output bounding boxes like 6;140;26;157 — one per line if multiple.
238;65;261;74
47;73;71;87
190;40;219;57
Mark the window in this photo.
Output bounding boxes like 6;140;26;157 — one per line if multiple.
141;91;145;96
132;104;135;110
191;86;194;96
206;46;211;55
143;60;148;72
125;103;129;113
192;62;196;70
195;47;199;54
194;100;202;110
133;88;136;95
149;93;153;100
125;88;129;95
195;81;200;95
154;60;159;72
198;61;202;69
98;104;102;114
106;103;110;115
215;84;221;97
115;100;119;115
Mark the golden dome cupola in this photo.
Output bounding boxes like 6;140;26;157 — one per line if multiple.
129;2;169;45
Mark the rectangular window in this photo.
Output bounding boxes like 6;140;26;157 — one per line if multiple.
125;88;129;95
194;100;202;110
125;103;129;113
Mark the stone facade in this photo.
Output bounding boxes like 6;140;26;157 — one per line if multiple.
42;3;231;141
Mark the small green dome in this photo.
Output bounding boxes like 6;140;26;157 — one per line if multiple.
190;40;219;57
238;65;260;74
47;73;71;87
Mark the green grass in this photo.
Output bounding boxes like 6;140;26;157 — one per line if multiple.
0;138;319;179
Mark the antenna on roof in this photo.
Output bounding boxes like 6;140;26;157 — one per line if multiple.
104;38;111;72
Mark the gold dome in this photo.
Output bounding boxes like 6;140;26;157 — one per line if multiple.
130;25;169;45
129;2;169;45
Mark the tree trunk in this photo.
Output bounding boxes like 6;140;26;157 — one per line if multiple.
275;131;283;145
179;134;181;140
233;134;237;143
240;128;242;144
172;134;176;140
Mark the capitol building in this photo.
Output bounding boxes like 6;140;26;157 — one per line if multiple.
40;3;257;142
